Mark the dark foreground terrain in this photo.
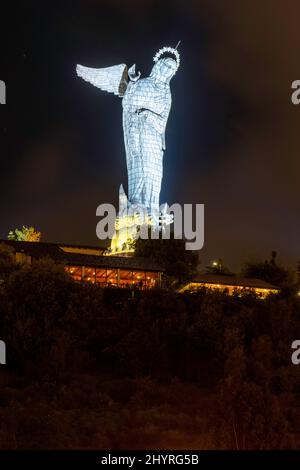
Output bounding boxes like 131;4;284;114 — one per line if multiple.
0;251;299;449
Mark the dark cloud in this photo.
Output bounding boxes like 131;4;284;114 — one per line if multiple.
189;1;300;268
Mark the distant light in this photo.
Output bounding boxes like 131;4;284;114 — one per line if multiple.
212;261;218;267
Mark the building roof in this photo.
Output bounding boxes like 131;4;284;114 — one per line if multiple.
190;273;279;290
0;240;164;272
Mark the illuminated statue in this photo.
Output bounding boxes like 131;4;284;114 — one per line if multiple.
76;46;180;252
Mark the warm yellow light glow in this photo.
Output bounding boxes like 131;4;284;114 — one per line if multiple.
107;209;156;256
60;246;102;256
107;214;136;255
179;282;279;298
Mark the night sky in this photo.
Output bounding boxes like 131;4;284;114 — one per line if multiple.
1;0;300;271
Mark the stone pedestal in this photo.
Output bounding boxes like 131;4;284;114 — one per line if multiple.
105;184;172;256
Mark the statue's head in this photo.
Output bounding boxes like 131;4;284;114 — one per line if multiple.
150;46;180;84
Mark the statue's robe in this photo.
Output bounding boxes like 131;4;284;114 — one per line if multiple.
122;77;171;212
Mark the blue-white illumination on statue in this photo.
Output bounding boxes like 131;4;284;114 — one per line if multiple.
76;46;180;252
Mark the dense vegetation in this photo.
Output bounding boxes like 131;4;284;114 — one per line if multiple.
134;237;199;286
0;244;299;449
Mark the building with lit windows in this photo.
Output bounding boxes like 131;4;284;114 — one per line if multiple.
0;240;281;296
179;274;279;298
1;240;162;289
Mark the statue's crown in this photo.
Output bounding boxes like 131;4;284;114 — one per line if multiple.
153;46;180;72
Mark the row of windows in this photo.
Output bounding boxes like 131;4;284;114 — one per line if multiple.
65;265;161;289
182;282;277;298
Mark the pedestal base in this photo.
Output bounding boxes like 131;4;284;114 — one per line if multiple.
104;185;173;256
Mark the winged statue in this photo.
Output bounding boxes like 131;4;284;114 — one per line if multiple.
76;46;180;222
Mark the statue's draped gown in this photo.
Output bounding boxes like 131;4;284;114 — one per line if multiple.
122;75;171;213
76;55;176;216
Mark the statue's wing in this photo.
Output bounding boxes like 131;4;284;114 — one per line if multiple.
76;63;128;97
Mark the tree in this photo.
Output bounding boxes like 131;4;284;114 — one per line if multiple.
241;251;296;294
205;258;233;275
216;342;294;449
3;258;73;373
8;226;41;242
133;235;199;287
0;243;18;281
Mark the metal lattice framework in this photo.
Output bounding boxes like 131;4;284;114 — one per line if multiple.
76;46;180;252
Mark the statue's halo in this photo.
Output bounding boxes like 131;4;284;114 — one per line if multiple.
153;46;180;72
